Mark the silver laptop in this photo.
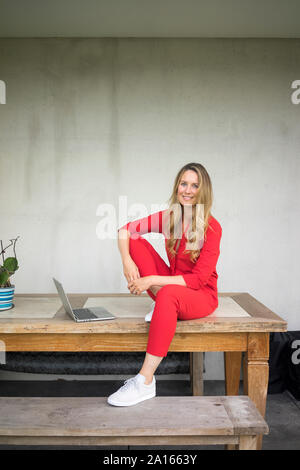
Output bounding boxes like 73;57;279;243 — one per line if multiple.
53;278;116;322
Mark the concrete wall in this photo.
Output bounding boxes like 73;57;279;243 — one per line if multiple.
0;39;299;379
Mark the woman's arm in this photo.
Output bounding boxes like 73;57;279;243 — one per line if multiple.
117;228;131;263
150;275;187;288
118;229;140;282
118;210;164;238
117;210;164;287
127;274;187;295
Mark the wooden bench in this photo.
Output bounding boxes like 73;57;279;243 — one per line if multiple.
0;396;268;450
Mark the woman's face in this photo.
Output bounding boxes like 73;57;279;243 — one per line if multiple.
177;170;199;205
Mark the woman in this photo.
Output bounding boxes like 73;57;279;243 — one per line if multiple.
107;162;222;407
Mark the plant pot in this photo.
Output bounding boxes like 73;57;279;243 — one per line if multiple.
0;285;15;311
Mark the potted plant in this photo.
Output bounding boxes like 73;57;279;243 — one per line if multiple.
0;237;19;311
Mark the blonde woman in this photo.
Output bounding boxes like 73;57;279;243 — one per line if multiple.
107;163;222;406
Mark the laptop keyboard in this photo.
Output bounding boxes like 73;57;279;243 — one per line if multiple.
73;308;98;319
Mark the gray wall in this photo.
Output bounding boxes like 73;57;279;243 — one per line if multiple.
0;39;299;379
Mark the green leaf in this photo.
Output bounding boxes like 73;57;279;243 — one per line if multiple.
0;269;10;287
3;257;18;272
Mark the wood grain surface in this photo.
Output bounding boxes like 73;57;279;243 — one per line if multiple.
0;396;268;437
0;293;287;333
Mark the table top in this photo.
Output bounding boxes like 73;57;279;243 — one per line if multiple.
0;292;287;334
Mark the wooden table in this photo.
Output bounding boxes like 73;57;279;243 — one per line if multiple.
0;292;287;450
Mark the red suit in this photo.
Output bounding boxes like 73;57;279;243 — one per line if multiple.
119;210;222;357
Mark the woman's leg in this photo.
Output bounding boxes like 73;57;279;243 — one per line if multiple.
129;235;170;300
139;286;217;384
139;352;164;384
146;285;218;358
128;235;172;382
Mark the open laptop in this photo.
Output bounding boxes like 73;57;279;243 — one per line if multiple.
53;278;116;322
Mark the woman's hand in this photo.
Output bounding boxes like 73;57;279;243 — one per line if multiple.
128;276;153;295
122;257;140;283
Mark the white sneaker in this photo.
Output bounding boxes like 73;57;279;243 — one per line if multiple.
107;373;156;407
145;301;155;322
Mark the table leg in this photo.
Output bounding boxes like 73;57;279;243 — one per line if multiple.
224;352;242;395
247;332;269;451
189;352;204;396
224;351;242;450
243;352;248;395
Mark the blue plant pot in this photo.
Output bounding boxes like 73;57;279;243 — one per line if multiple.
0;285;15;311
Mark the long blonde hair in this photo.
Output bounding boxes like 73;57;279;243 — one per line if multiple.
163;163;214;263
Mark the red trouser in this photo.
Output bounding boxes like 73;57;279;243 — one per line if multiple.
129;235;218;357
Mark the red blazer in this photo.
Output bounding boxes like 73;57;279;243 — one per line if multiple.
120;210;222;298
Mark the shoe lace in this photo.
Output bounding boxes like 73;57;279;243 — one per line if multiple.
121;376;139;392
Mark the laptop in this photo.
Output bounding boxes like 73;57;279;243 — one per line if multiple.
53;278;116;322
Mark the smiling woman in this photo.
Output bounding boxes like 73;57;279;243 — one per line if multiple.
107;162;222;407
178;170;200;202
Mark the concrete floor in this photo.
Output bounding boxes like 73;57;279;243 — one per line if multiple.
0;379;299;450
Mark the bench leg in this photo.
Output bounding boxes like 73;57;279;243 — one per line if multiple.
238;435;257;450
224;352;242;450
247;332;269;451
189;352;204;396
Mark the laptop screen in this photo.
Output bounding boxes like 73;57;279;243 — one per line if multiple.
53;278;75;320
